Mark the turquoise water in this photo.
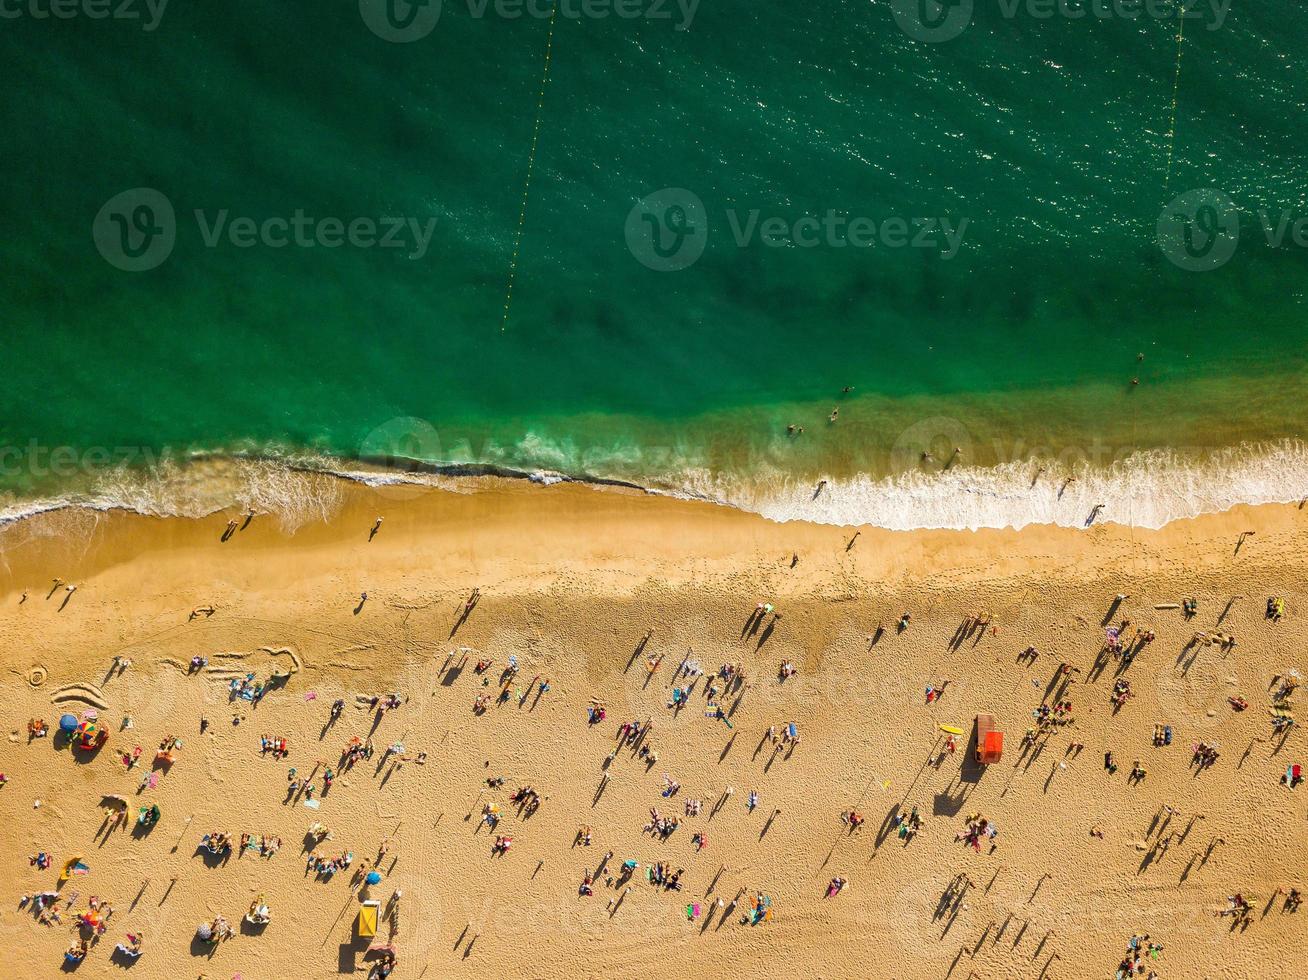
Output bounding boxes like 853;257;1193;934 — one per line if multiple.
2;2;1307;526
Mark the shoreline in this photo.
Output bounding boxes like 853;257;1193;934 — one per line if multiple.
1;435;1307;536
4;478;1308;603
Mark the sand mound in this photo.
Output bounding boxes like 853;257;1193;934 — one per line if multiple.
49;681;109;710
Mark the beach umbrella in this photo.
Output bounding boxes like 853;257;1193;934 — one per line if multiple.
196;922;213;940
59;714;78;734
365;871;382;885
75;720;103;750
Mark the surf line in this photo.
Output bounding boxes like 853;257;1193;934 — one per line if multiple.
500;1;559;333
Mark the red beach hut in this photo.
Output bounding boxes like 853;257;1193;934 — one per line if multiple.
974;713;1003;764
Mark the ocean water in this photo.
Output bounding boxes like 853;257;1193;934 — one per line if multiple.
2;1;1307;529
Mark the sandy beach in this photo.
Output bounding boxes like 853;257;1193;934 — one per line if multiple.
0;479;1302;979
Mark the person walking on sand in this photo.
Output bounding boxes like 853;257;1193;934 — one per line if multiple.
370;517;383;540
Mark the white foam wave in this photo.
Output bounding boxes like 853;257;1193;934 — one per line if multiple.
684;442;1308;531
1;440;1306;536
0;456;347;534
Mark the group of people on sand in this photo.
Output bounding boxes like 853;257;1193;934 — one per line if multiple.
240;832;282;857
17;557;1305;978
504;785;541;817
341;734;376;768
892;807;922;841
955;813;997;852
1189;630;1237;652
260;734;290;757
1032;699;1073;729
1192;741;1221;770
644;808;680;839
307;847;355;878
201;831;233;855
1116;933;1163;978
10;574;442;972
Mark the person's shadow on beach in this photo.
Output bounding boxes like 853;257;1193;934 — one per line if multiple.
932;784;970;817
1100;595;1124;626
337;943;358;973
109;945;142;968
194;844;231;868
449;596;477;638
627;634;650;672
874;804;902;848
442;657;466;686
129;819;157;840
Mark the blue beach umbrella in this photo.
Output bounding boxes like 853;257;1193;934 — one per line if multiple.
59;714;78;734
365;871;382;885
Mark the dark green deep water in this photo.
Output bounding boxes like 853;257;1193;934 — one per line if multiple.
1;1;1306;525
